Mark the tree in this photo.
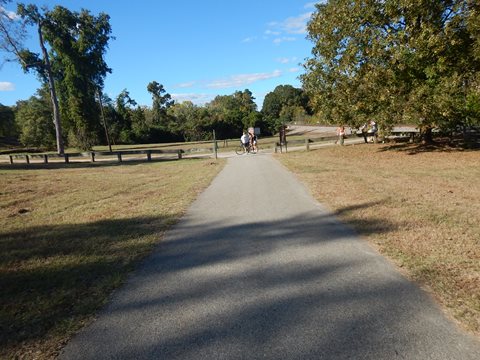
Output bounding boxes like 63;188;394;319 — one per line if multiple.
167;101;208;141
130;106;149;143
15;89;56;148
147;81;174;129
1;3;64;153
302;0;480;142
114;89;137;143
39;5;113;150
206;89;259;139
1;3;113;151
0;103;16;138
262;85;311;132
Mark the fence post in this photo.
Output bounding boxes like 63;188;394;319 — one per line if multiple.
117;152;122;162
90;152;96;162
25;155;30;164
43;154;48;164
305;138;310;151
177;150;182;159
213;130;218;159
9;155;13;164
147;150;152;161
64;154;69;163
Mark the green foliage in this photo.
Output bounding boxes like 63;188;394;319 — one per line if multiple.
110;89;137;144
42;6;112;150
302;0;480;137
15;94;56;149
12;3;113;151
206;89;258;139
147;81;174;129
262;85;311;132
167;101;207;141
0;103;17;138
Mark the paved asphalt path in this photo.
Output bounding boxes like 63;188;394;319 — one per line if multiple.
60;154;480;360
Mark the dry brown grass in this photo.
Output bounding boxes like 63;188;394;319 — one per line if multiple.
0;159;225;359
278;143;480;335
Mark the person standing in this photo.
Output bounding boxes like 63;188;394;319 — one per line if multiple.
240;131;250;152
360;123;369;143
336;125;346;145
251;133;258;153
368;120;378;143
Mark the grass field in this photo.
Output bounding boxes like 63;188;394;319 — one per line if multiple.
278;143;480;336
0;158;225;359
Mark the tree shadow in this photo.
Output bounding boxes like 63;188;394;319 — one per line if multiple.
56;206;480;359
377;140;479;155
0;216;174;353
5;204;478;359
1;203;395;356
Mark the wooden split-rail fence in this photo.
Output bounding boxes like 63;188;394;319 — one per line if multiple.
7;149;190;165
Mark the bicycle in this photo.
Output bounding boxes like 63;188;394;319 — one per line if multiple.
235;142;251;155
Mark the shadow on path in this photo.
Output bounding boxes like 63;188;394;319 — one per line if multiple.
60;209;480;359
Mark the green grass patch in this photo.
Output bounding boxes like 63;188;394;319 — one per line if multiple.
0;158;225;358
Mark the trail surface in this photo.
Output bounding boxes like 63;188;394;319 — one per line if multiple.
60;154;480;359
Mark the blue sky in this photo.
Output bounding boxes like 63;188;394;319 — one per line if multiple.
1;1;317;109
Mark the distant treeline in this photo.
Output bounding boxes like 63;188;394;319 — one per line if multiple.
0;84;313;150
0;2;312;150
2;1;479;151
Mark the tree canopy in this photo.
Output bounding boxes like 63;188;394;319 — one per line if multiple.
1;3;113;151
262;85;312;131
301;0;480;140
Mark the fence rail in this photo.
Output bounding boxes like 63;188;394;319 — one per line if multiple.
7;149;188;165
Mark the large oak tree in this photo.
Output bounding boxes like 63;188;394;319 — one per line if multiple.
302;0;480;141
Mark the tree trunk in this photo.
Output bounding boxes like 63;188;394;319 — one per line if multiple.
37;21;64;155
97;89;112;152
422;126;434;144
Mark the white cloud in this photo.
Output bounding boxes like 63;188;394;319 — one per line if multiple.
241;36;257;43
174;81;196;88
305;1;326;8
276;57;298;64
265;10;313;44
264;30;281;36
206;70;282;89
171;93;215;105
282;13;312;35
273;37;296;44
0;82;15;91
0;6;19;20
